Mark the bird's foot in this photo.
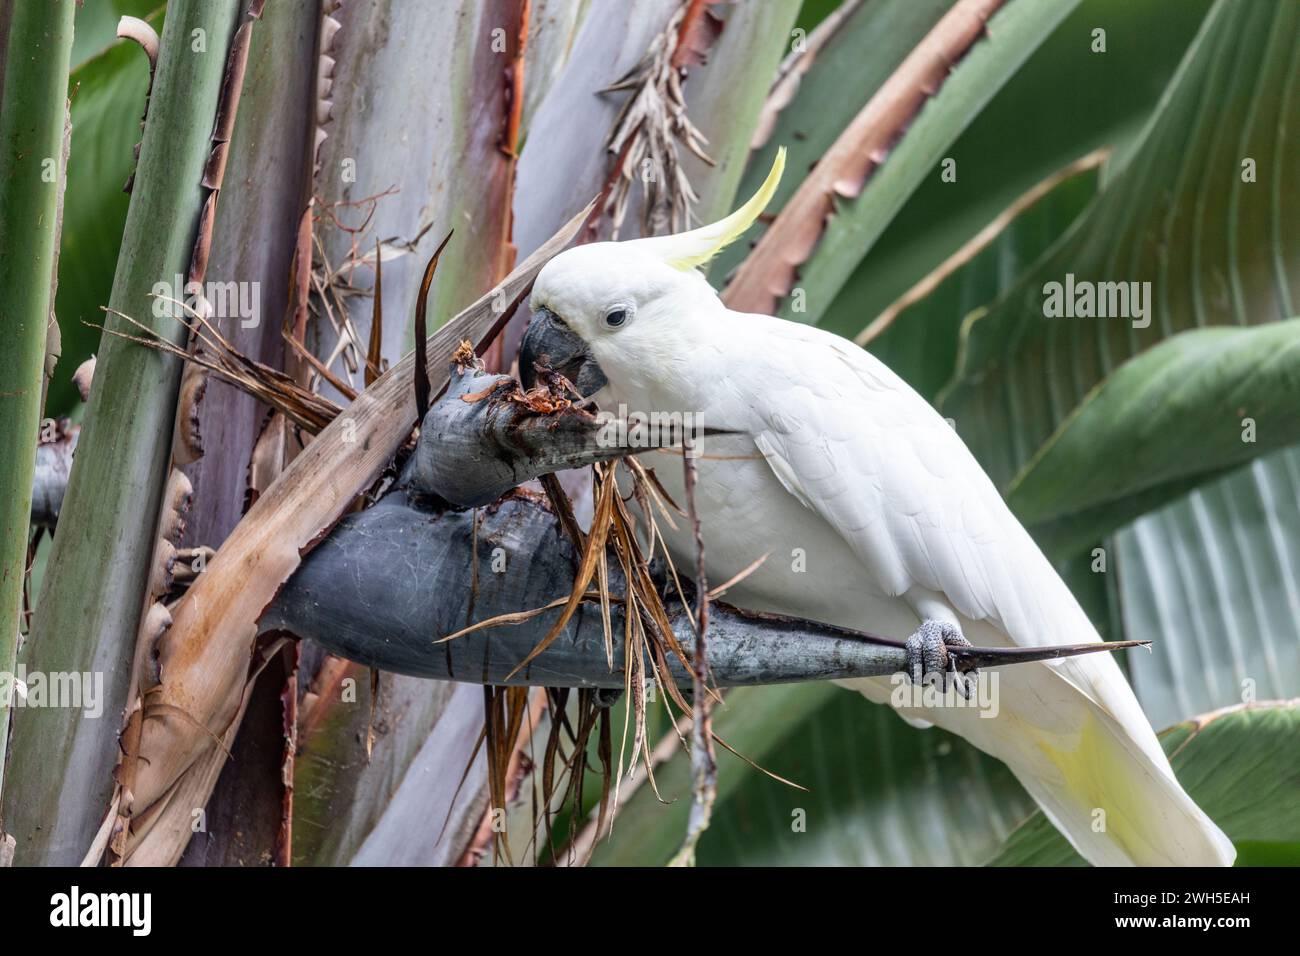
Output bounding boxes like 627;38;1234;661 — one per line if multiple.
904;620;977;699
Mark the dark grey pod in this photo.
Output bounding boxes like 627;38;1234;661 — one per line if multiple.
261;492;913;688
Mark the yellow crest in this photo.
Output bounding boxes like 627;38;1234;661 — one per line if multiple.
635;147;785;271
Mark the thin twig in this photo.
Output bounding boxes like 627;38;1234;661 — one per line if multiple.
669;435;715;866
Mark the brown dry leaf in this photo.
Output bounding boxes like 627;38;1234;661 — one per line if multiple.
601;0;719;236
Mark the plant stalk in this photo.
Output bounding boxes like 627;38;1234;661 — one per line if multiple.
1;0;242;865
0;0;76;804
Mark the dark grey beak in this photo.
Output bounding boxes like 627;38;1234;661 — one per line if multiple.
519;306;608;396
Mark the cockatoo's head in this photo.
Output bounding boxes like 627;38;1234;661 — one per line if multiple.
521;148;785;399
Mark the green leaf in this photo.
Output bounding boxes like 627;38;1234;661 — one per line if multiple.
588;683;830;866
988;701;1300;866
867;157;1100;400
699;690;1036;866
1117;448;1300;731
588;683;1035;867
49;19;158;417
1007;320;1300;535
818;0;1212;340
708;0;956;287
939;0;1300;515
0;0;77;793
733;0;1084;323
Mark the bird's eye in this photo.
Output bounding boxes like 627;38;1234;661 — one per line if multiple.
601;303;634;330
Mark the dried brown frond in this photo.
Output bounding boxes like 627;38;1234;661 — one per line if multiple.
95;305;341;435
500;456;734;864
307;187;432;391
601;1;720;237
413;230;455;419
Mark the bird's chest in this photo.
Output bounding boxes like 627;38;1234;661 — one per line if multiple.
599;380;916;636
628;436;911;635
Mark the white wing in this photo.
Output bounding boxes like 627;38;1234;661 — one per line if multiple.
732;315;1232;866
745;317;1070;649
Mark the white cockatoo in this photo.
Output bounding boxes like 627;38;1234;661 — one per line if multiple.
520;149;1234;866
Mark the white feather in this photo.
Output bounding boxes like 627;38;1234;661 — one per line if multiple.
531;239;1235;867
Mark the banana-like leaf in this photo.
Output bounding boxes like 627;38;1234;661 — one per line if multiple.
722;0;1080;321
817;0;1212;340
988;701;1300;866
49;10;162;417
708;0;955;286
940;0;1300;519
838;0;1299;771
587;683;1034;866
867;157;1100;401
1008;320;1300;533
1117;448;1300;731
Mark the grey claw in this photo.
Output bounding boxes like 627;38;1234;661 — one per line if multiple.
903;619;978;698
953;668;974;701
905;633;925;685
